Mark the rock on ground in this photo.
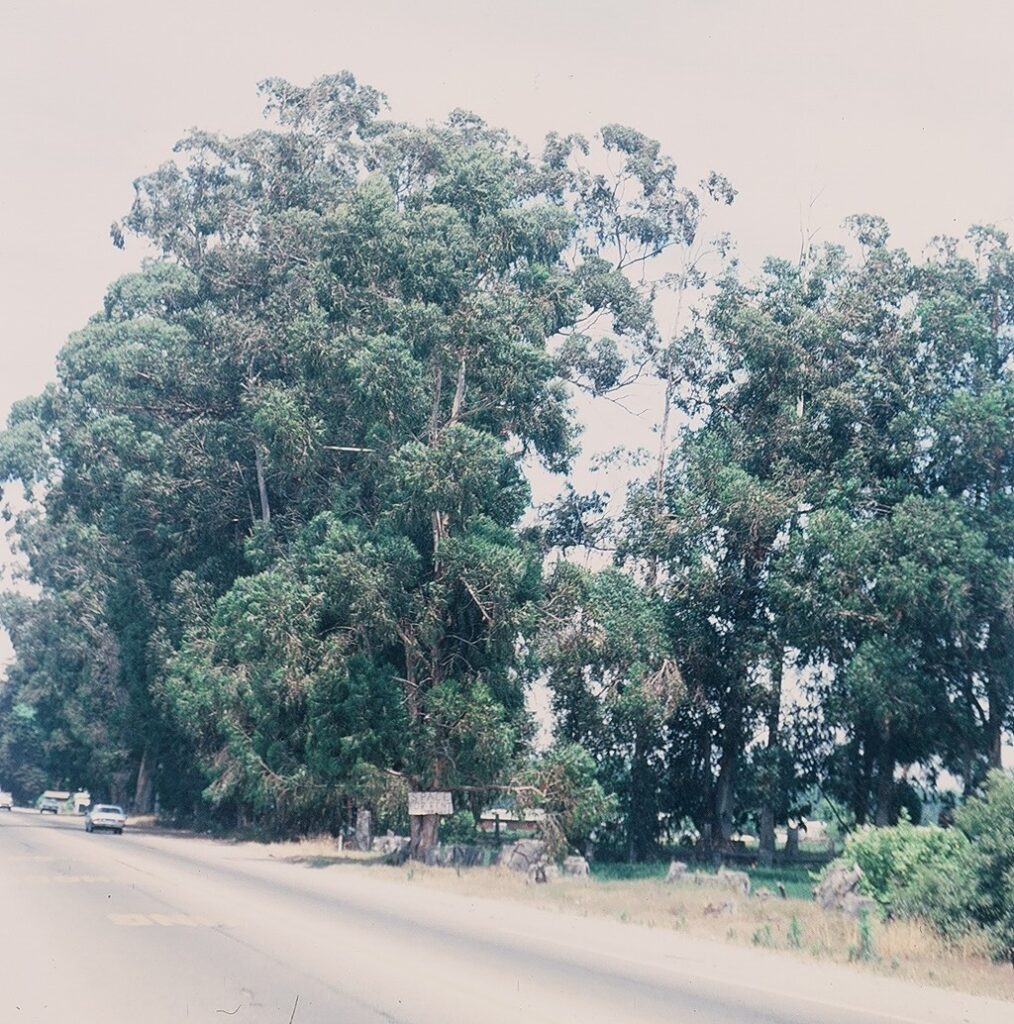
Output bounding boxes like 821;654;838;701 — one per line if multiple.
665;862;750;895
813;863;878;916
498;839;548;874
665;860;689;883
561;855;590;877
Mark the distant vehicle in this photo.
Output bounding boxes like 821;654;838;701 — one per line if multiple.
85;805;126;835
0;791;13;811
38;789;71;815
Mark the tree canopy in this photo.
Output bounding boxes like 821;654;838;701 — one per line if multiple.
1;73;1011;861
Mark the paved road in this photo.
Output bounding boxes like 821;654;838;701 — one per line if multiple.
0;809;1007;1024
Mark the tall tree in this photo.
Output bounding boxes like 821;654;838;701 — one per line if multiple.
0;75;675;849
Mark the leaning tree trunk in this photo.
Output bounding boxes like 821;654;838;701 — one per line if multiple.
132;744;155;815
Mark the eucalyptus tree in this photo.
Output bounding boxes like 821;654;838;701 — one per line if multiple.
771;222;1014;821
0;74;676;845
539;562;680;860
535;128;738;859
616;246;833;851
916;227;1014;780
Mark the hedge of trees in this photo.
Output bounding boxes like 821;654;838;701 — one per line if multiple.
0;74;1011;865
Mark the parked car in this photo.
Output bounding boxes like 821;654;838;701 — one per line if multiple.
85;805;126;835
39;797;60;815
0;791;13;811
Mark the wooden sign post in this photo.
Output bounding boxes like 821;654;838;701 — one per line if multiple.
408;791;453;859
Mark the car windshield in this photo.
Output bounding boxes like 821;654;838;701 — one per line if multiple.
94;805;123;814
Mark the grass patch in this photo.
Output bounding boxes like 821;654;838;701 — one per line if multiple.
590;861;669;882
746;865;814;900
591;861;814;900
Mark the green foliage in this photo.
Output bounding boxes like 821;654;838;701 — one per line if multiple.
849;908;876;963
539;563;675;859
517;742;618;857
0;72;678;833
441;809;478;844
834;775;1014;963
839;820;969;909
950;772;1014;961
1;65;1012;878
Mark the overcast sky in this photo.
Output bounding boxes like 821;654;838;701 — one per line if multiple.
2;0;1014;673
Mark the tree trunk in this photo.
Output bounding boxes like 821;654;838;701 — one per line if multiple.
450;353;467;423
132;745;155;815
785;825;800;861
410;813;440;860
627;724;652;863
254;444;271;525
986;715;1003;771
758;806;776;867
713;737;738;848
874;721;894;827
400;623;420;724
984;615;1009;771
354;809;373;852
758;651;784;866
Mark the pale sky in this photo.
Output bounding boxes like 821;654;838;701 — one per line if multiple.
2;0;1014;696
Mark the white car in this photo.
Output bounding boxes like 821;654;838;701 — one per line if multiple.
85;804;126;834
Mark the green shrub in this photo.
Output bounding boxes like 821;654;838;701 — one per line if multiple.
441;809;477;843
849;907;876;962
952;771;1014;963
832;772;1014;964
840;818;968;908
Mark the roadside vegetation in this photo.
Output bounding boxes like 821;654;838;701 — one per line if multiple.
0;69;1012;986
834;772;1014;966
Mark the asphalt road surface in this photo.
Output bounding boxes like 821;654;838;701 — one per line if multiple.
0;809;1008;1024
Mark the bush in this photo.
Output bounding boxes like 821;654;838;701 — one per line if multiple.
441;809;477;844
832;772;1014;963
840;818;968;908
952;771;1014;963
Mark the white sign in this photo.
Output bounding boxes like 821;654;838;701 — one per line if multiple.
408;791;453;816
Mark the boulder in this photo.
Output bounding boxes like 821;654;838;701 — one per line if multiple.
500;839;548;874
528;862;559;884
371;834;409;854
561;855;590;878
448;844;484;868
814;863;865;912
423;845;446;867
717;867;751;896
676;867;751;896
665;860;689;883
841;892;879;919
